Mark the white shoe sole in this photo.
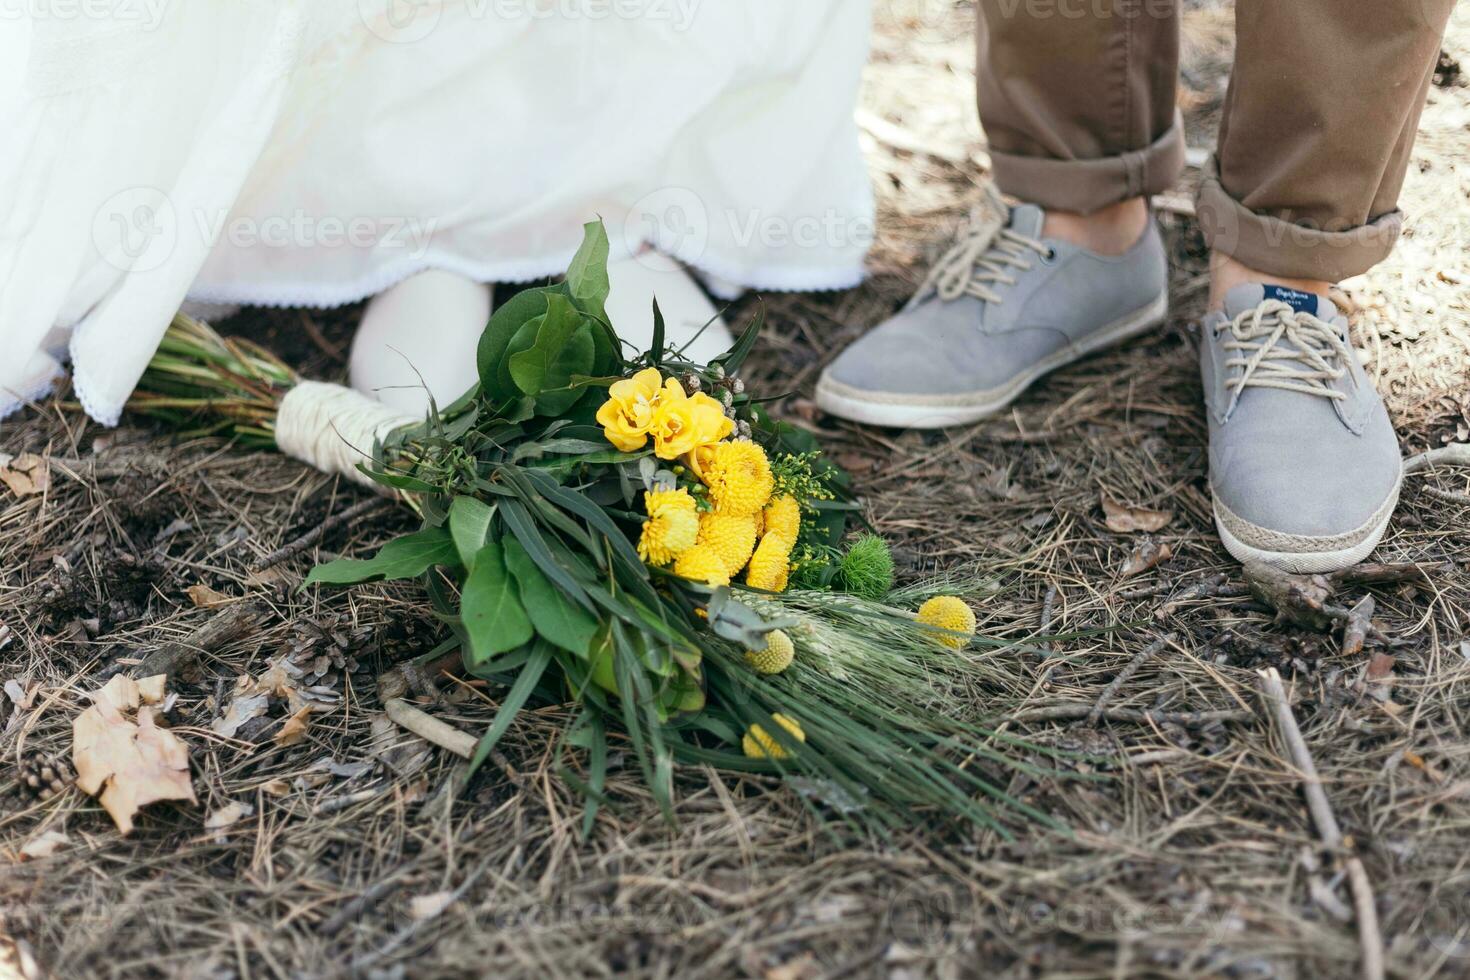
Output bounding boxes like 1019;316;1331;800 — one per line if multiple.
815;291;1168;429
1212;472;1401;574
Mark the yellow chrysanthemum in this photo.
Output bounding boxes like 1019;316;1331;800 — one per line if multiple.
745;532;792;592
696;511;758;576
916;595;977;649
701;440;773;517
672;544;731;587
762;495;801;543
637;488;699;566
744;629;795;675
742;713;805;759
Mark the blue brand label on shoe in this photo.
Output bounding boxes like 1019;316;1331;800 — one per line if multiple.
1261;284;1317;314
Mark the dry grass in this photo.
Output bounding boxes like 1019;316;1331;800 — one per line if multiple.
3;3;1470;977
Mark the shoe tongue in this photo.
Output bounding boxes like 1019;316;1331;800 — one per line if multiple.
1222;283;1340;322
1007;203;1045;240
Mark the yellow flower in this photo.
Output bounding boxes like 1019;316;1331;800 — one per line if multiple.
672;544;731;587
743;713;805;759
745;531;792;592
701;440;774;517
916;595;977;649
696;511;758;576
637;488;699;566
762;495;801;543
596;368;663;452
744;629;795;675
650;380;732;460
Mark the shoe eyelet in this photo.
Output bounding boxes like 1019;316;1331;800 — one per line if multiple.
1041;248;1057;264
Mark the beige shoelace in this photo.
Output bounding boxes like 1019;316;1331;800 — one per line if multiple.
913;188;1052;307
1217;299;1355;416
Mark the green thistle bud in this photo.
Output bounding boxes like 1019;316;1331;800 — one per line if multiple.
836;533;895;601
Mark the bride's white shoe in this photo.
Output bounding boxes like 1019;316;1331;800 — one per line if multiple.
349;269;491;415
605;252;735;364
349;255;734;416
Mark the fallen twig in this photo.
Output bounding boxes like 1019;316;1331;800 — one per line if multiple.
103;602;266;684
256;495;391;571
1329;562;1456;587
384;698;475;758
1341;595;1375;658
1257;667;1384;980
383;697;520;786
1009;704;1251;727
1403;443;1470;473
1087;634;1175;726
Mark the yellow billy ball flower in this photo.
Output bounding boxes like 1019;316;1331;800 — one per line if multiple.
702;440;774;517
743;713;805;759
696;511;758;576
638;488;699;566
762;494;801;543
744;629;795;675
596;368;662;451
672;544;731;587
916;595;977;649
745;532;793;592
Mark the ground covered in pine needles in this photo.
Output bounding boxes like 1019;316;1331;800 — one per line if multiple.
4;3;1470;977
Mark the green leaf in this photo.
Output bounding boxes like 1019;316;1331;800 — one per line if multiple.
564;219;611;322
468;640;553;775
448;495;495;570
460;539;533;667
304;526;457;587
508;293;582;396
477;286;552;402
503;537;598;657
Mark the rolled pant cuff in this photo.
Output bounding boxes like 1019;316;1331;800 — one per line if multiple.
1196;156;1403;282
989;111;1186;215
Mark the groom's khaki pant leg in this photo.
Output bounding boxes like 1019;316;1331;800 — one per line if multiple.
1197;0;1457;281
976;0;1456;282
976;0;1185;216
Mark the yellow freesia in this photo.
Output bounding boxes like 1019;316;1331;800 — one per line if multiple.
650;379;732;460
596;368;663;452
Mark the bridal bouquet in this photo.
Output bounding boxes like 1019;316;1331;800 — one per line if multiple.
131;222;1055;832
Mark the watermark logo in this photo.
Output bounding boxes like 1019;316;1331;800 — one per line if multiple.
93;186;177;273
0;0;170;30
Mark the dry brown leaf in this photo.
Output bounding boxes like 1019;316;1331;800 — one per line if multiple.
185;584;233;609
4;679;35;710
136;674;167;705
274;706;313;747
1367;652;1397;680
408;891;456;921
257;778;291;796
73;693;196;836
202;805;251;834
0;453;50;498
1101;493;1174;534
18;830;69;860
94;674;141;713
211;691;269;738
1120;538;1173;578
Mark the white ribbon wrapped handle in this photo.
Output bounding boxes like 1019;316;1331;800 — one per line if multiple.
274;381;418;490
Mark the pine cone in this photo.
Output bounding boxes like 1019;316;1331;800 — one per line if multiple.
18;753;73;800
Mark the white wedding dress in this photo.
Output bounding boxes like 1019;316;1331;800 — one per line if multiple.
0;0;873;425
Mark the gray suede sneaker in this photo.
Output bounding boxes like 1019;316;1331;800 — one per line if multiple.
816;193;1168;428
1201;284;1402;573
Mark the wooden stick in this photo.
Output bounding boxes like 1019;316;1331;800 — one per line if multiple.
1403;443;1470;473
1257;668;1384;980
383;698;474;758
1087;634;1174;726
1008;704;1251;727
255;496;390;570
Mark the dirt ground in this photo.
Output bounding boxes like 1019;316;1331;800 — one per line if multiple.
4;3;1470;978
